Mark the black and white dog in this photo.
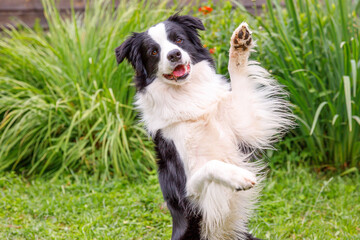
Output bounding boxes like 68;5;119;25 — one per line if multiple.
115;14;292;240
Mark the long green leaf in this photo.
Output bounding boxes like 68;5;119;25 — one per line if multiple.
310;102;328;135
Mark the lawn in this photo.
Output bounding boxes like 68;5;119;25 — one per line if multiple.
1;164;359;239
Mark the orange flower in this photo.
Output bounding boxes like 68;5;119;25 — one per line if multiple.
198;6;213;15
209;48;215;54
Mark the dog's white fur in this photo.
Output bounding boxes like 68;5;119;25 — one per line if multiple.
136;23;292;240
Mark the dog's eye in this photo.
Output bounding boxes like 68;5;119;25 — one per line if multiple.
175;38;183;44
151;50;158;56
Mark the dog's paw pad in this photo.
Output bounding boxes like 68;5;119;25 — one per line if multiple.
232;23;253;51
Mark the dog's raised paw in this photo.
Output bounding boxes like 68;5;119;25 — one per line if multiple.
232;23;253;51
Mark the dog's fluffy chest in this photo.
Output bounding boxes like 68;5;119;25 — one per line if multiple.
162;112;241;175
135;61;231;133
135;61;245;176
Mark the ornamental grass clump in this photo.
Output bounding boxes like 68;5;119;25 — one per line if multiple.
0;0;180;179
256;0;360;168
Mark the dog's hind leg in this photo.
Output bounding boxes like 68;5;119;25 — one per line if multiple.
186;160;258;239
186;160;257;197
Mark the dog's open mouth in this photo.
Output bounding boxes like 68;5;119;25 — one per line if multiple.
163;63;191;81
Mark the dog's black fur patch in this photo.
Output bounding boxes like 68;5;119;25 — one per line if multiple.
154;131;203;240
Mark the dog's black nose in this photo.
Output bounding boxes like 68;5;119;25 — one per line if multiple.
167;49;182;62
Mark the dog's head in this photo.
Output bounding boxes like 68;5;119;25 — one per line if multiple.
115;14;214;90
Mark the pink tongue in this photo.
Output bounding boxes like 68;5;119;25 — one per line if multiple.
172;65;186;77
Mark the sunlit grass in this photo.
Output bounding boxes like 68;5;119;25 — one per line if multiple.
0;165;358;239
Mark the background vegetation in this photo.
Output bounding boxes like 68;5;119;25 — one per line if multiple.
0;0;359;178
257;0;360;169
0;0;168;180
199;0;360;170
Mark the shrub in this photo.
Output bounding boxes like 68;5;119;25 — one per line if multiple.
255;0;360;168
0;0;182;179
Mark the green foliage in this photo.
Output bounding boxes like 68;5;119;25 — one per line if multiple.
0;0;184;179
1;0;359;179
254;0;360;168
1;166;359;239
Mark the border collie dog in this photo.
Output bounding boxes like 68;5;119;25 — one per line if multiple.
115;14;292;240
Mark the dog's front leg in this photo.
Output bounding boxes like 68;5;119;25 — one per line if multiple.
186;160;256;197
225;23;291;148
228;22;254;94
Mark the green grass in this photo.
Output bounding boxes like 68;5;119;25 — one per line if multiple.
1;165;359;239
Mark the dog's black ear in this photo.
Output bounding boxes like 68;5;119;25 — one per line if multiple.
115;37;131;64
115;33;149;89
167;14;205;31
115;33;141;64
115;33;146;72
